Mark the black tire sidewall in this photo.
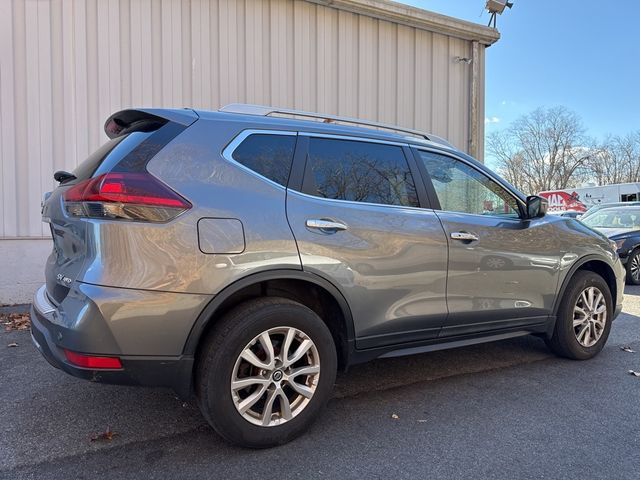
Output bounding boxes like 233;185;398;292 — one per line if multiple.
197;299;337;448
626;250;640;285
555;271;613;360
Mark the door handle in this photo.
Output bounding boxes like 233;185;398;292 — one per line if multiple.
305;219;348;233
450;231;479;242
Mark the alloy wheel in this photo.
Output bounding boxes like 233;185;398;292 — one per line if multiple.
231;326;320;427
573;286;607;348
486;257;506;269
631;255;640;282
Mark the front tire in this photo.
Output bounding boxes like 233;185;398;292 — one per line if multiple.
546;270;612;360
195;297;337;448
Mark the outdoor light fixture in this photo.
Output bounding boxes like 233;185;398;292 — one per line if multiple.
486;0;513;28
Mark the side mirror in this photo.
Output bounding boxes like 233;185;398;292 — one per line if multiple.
525;195;548;219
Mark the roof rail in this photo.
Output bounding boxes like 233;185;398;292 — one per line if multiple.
219;103;452;146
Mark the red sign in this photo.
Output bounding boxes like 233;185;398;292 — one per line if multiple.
539;191;587;212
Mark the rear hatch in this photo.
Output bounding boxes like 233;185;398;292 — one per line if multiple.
41;109;198;305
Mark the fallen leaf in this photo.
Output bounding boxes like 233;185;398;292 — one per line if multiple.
621;346;636;353
90;426;118;442
391;413;399;420
7;342;18;348
0;312;31;332
628;370;640;377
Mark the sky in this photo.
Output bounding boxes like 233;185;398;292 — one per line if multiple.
406;0;640;145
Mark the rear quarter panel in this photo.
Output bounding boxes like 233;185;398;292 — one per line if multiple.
79;119;301;294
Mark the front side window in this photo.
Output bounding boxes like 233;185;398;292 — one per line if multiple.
418;150;520;217
304;138;419;208
232;133;296;186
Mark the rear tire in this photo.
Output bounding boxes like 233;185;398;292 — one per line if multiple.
625;249;640;285
195;297;337;448
545;270;612;360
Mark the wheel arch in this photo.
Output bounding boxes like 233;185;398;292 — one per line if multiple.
183;269;356;370
552;255;619;318
623;244;640;279
622;241;640;258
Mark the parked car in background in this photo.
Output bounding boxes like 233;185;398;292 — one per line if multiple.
549;210;582;218
581;206;640;284
581;201;640;222
31;104;625;448
565;212;583;219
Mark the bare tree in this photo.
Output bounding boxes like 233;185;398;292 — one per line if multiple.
583;132;640;185
487;107;592;194
586;137;624;186
630;131;640;181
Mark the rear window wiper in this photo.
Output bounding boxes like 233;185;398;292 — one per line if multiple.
54;170;77;184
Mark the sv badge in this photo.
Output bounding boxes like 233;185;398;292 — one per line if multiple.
56;273;72;285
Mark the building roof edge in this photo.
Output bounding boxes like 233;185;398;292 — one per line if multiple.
309;0;501;45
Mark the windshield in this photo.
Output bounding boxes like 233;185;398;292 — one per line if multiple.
582;208;640;229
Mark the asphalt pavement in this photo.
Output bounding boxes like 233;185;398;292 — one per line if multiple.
2;287;640;479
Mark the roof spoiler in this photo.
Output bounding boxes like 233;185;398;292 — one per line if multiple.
104;108;199;139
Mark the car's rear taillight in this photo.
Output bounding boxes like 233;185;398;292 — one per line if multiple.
63;172;191;222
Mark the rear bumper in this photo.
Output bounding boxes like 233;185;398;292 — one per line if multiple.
30;284;209;398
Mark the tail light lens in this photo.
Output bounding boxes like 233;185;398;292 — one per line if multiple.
64;349;123;369
63;172;191;222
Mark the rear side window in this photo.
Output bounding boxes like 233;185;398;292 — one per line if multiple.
304;138;419;207
232;134;297;186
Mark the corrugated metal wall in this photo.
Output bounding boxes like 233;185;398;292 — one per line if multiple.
0;0;487;238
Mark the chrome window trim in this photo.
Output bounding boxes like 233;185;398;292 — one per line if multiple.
414;147;526;219
287;188;434;214
221;129;298;191
299;131;410;147
429;210;523;222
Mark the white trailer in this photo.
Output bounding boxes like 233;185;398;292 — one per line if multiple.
539;183;640;213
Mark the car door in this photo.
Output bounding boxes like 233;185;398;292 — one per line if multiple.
413;148;563;337
286;134;449;349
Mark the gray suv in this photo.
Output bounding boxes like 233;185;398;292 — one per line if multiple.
32;104;624;447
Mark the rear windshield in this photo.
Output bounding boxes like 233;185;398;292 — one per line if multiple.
72;136;126;181
72;131;154;181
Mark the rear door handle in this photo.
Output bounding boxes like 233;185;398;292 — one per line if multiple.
450;231;479;242
306;219;348;233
